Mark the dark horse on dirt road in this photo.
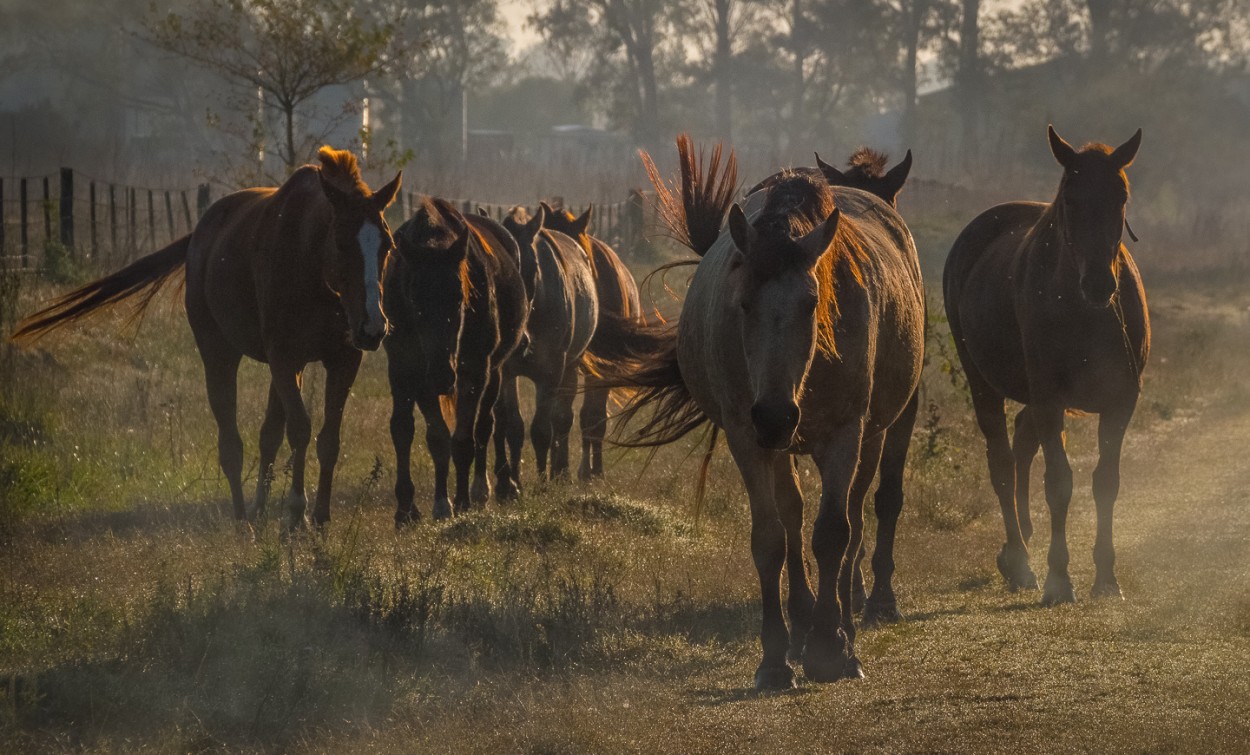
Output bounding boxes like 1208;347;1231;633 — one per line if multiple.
539;202;643;481
385;197;528;523
498;205;599;489
11;147;402;529
602;137;925;690
944;126;1149;605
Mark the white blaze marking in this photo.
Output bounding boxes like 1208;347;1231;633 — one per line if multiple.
357;222;385;335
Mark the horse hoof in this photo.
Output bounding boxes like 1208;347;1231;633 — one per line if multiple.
394;509;422;529
802;633;861;683
1091;580;1123;600
470;478;491;506
861;600;903;628
754;663;796;691
495;480;520;503
432;498;453;521
997;546;1039;591
1041;574;1077;607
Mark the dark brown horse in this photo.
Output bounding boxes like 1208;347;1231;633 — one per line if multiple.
747;147;913;207
539;202;643;480
385;197;528;523
944;126;1148;605
604;137;925;690
12;148;401;529
500;206;599;487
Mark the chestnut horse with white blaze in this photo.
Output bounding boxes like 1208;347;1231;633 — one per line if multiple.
11;147;401;529
944;126;1149;605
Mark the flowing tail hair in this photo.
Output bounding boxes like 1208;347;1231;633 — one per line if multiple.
639;133;738;257
9;235;191;345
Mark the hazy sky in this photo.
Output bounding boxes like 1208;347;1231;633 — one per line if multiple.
500;0;541;51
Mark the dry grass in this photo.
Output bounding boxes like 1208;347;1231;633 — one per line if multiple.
3;268;1250;752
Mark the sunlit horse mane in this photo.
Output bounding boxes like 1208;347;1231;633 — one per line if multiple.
316;145;369;196
845;147;890;179
753;172;867;356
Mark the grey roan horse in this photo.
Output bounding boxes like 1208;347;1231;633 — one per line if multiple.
604;137;925;690
943;126;1149;605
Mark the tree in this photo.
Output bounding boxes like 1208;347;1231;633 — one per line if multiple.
145;0;404;175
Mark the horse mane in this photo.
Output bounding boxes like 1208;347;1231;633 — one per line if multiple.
753;172;867;357
316;146;369;197
845;147;889;179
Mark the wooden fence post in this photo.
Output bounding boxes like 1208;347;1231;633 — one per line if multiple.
181;190;193;232
89;181;98;261
129;187;137;261
19;178;27;267
165;191;175;242
196;184;211;218
59;167;74;255
42;177;52;253
147;190;155;250
109;184;117;267
0;178;5;256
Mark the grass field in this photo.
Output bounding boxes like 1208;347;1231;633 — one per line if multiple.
2;256;1250;751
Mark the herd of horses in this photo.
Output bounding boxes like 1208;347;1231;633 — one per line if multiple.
10;125;1149;691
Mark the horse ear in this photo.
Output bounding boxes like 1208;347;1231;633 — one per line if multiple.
798;207;840;266
447;226;470;261
727;203;756;256
538;201;556;217
880;149;912;204
573;205;593;236
1110;128;1142;170
1048;125;1078;170
528;203;547;236
371;171;402;211
815;153;845;184
476;206;490;217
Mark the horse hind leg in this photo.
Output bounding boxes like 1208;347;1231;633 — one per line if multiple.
251;382;286;521
269;359;313;531
1034;406;1076;606
970;383;1037;591
469;372;502;507
1013;405;1041;544
549;362;581;479
863;388;921;627
493;375;524;500
579;376;609;481
1091;404;1135;599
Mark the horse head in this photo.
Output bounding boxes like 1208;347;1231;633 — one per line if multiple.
394;197;474;395
503;204;546;298
727;178;841;450
1047;125;1141;307
540;202;595;258
815;148;912;208
316;146;402;351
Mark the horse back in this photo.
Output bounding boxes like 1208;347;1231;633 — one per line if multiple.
464;215;528;367
528;229;599;367
589;238;642;321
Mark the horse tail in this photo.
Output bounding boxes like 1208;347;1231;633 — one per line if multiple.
10;235;191;345
439;394;458;431
583;312;709;448
640;134;737;257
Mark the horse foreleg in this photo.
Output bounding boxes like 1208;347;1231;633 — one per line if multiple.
579;375;609;481
268;360;311;531
1013;405;1041;544
252;382;286;521
389;387;419;527
311;351;361;527
971;386;1036;591
1035;405;1076;606
839;432;885;647
726;431;792;691
201;349;245;521
864;388;920;627
470;371;502;507
415;392;453;520
805;421;866;683
773;455;814;663
549;362;581;479
1092;403;1135;599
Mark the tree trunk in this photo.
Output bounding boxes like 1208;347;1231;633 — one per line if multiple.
788;0;805;152
957;0;981;169
1086;0;1112;60
713;0;733;142
637;43;661;149
902;0;923;150
283;100;296;174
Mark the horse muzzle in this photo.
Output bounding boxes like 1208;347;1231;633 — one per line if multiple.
352;325;386;351
751;400;800;450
